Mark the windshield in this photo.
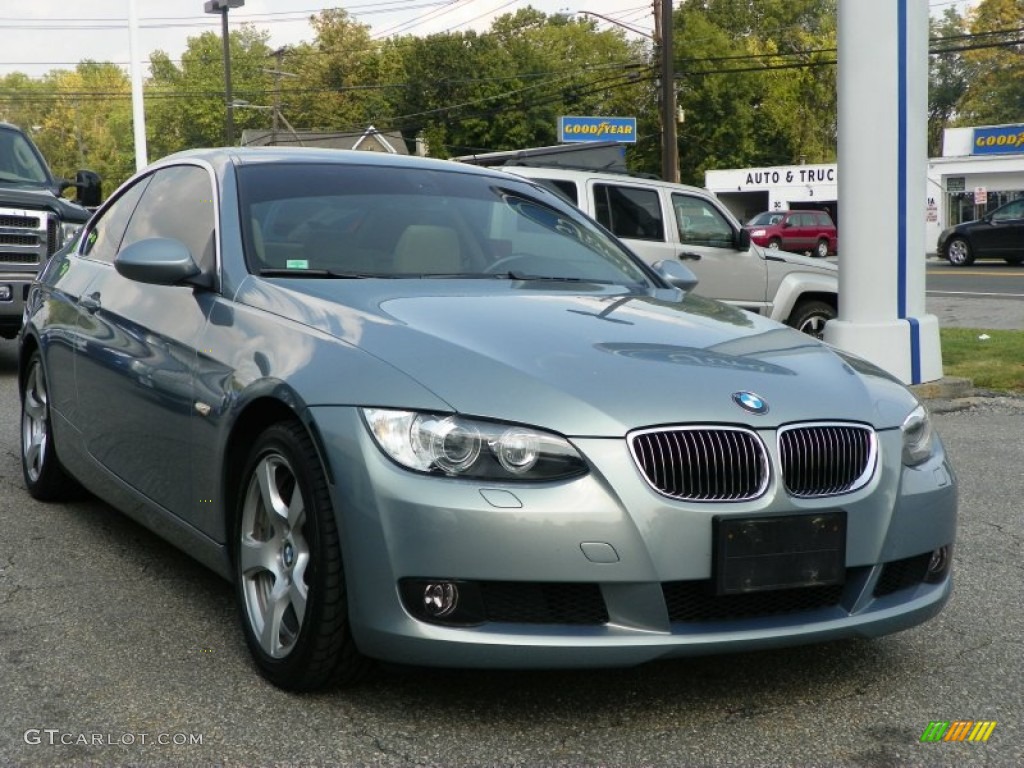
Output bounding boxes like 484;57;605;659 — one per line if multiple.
747;212;782;226
237;163;653;287
0;128;52;185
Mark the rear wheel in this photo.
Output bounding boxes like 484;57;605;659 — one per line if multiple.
946;237;974;266
815;239;830;258
234;421;371;691
21;351;81;500
788;300;836;339
1003;256;1023;265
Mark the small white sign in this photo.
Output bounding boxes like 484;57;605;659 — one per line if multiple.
974;186;988;205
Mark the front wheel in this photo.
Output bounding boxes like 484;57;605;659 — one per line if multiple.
788;300;836;339
21;351;81;500
946;237;974;266
234;421;370;691
768;237;782;250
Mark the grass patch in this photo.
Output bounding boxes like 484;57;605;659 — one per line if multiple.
941;328;1024;393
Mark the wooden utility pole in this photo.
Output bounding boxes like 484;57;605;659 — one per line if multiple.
654;0;679;182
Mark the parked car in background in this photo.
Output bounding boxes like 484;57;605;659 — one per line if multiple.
466;164;840;337
21;148;956;691
936;197;1024;266
745;209;838;258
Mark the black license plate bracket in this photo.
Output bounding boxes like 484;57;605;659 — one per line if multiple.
714;512;846;595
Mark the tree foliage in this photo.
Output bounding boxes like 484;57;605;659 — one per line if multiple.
0;1;1015;197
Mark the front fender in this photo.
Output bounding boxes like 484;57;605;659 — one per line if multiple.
768;271;839;323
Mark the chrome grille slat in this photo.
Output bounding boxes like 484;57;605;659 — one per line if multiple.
630;422;877;502
630;427;768;502
779;423;876;498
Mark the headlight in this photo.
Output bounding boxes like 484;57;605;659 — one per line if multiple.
901;404;935;466
751;228;767;236
60;221;84;249
362;409;587;481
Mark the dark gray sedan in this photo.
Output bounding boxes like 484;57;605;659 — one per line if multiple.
19;148;957;691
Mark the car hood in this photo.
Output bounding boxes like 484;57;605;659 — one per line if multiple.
0;184;92;222
238;279;913;437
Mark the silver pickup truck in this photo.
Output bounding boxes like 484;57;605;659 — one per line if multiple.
469;162;839;337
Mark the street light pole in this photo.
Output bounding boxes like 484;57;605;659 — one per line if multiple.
204;0;244;146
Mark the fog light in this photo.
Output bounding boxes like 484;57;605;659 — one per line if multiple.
925;545;952;583
423;582;459;618
0;285;11;302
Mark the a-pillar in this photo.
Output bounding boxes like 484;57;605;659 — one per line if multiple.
824;0;942;385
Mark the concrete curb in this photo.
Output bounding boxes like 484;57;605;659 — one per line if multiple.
909;376;975;400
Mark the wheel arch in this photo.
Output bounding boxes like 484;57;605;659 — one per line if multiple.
221;396;334;546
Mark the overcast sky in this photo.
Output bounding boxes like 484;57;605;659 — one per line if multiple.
0;1;979;79
0;1;653;78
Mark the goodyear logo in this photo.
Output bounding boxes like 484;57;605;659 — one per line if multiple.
559;116;637;144
920;720;997;743
972;124;1024;155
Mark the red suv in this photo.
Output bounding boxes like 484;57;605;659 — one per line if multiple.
745;210;837;258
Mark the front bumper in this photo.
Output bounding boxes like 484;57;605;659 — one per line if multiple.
314;407;957;669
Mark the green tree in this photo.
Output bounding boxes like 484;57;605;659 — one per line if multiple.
146;25;273;159
953;0;1024;126
928;8;969;156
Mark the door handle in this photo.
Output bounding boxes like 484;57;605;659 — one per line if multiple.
678;252;702;261
79;292;102;313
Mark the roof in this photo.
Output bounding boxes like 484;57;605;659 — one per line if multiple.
240;125;408;154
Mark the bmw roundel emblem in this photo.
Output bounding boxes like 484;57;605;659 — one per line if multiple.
732;391;768;414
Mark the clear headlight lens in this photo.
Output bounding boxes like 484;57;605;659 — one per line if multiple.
60;221;84;249
901;404;935;466
751;228;767;236
363;409;587;481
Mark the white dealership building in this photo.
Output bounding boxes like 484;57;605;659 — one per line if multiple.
705;122;1024;253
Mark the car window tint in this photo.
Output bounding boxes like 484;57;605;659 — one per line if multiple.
593;184;664;241
532;178;578;205
237;163;652;286
671;193;734;248
121;165;216;272
80;175;152;264
992;200;1024;221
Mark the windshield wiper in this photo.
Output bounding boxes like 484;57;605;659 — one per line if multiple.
504;271;617;284
258;268;377;279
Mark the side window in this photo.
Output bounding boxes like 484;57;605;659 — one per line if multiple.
121;165;216;271
993;201;1024;222
593;184;664;241
533;178;578;205
80;176;152;264
672;193;735;248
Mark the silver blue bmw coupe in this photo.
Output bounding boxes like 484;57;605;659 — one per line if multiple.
19;148;956;691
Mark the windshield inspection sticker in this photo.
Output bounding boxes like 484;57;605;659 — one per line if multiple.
285;259;309;269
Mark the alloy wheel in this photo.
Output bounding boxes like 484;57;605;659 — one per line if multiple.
22;360;50;484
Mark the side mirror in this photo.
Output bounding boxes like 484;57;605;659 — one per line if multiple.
74;170;102;207
653;259;699;293
115;237;201;286
736;228;751;250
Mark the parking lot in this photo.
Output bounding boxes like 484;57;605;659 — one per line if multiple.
0;335;1022;767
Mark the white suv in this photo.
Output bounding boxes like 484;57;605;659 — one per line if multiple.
493;166;839;336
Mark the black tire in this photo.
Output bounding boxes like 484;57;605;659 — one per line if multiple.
21;351;81;501
815;238;830;258
788;300;836;339
1003;257;1023;266
234;421;371;691
946;237;974;266
768;237;782;249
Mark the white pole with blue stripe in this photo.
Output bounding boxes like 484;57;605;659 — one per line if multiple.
824;0;942;385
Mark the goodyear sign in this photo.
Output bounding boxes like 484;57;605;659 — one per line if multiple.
972;124;1024;155
560;116;637;144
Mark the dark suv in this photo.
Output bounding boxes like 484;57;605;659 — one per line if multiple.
745;210;837;258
